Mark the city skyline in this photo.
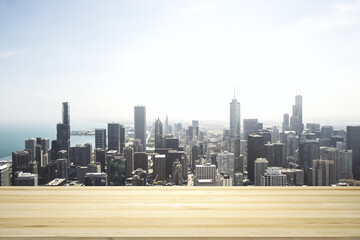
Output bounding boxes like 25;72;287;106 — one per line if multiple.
1;0;360;125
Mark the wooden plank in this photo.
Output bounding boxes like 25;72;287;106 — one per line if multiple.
0;187;359;239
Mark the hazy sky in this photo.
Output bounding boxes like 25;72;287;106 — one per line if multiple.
1;0;360;127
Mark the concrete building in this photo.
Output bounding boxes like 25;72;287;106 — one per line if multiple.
14;172;38;186
25;138;36;161
108;123;120;151
247;134;264;183
261;167;287;186
243;119;262;141
346;126;360;180
172;159;183;185
134;105;146;151
153;154;166;182
124;146;134;177
254;158;268;186
195;163;216;181
95;128;106;149
76;163;101;183
234;172;244;186
340;150;353;180
299;140;320;186
0;163;11;186
281;168;304;186
69;143;92;166
217;151;234;181
134;152;148;171
313;159;335;186
84;173;107;186
95;148;106;173
12;150;31;185
217;171;233;186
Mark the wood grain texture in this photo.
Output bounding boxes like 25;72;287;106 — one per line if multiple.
0;187;360;239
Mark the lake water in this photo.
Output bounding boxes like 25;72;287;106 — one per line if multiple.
0;125;95;161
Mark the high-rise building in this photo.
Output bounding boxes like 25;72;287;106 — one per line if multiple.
155;118;163;149
313;159;335;186
247;134;264;183
134;152;148;171
299;140;320;186
69;144;92;166
346;126;360;180
321;126;334;139
282;113;290;132
217;151;234;181
108;123;120;151
254;158;268;186
290;95;303;135
243;119;263;140
95;148;106;172
95;129;106;149
124;146;134;177
25;138;36;162
120;125;125;154
134;106;146;151
217;171;233;186
192;120;199;140
274;142;285;167
84;173;107;186
230;96;241;172
172;159;183;185
14;172;38;186
56;102;70;160
164;115;169;135
261;167;287;186
340;150;353;180
195;163;216;181
12;150;31;185
153;154;166;182
0;163;11;186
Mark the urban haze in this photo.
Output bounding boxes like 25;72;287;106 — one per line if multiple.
1;0;360;187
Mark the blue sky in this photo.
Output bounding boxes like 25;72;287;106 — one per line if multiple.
1;0;360;127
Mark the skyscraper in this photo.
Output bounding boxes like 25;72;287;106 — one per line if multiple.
25;138;36;162
346;126;360;180
164;115;169;135
313;159;335;186
120;125;125;154
254;158;268;186
247;134;265;183
134;106;146;151
282;113;290;132
217;151;234;181
95;129;106;149
290;95;303;135
56;102;70;160
230;96;241;153
299;140;320;185
155;118;163;149
12;150;31;185
192;120;199;140
243;119;262;140
108;123;120;151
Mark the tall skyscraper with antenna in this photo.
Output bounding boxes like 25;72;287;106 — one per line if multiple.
230;89;241;171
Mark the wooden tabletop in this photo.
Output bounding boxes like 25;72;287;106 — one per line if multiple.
0;187;359;239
